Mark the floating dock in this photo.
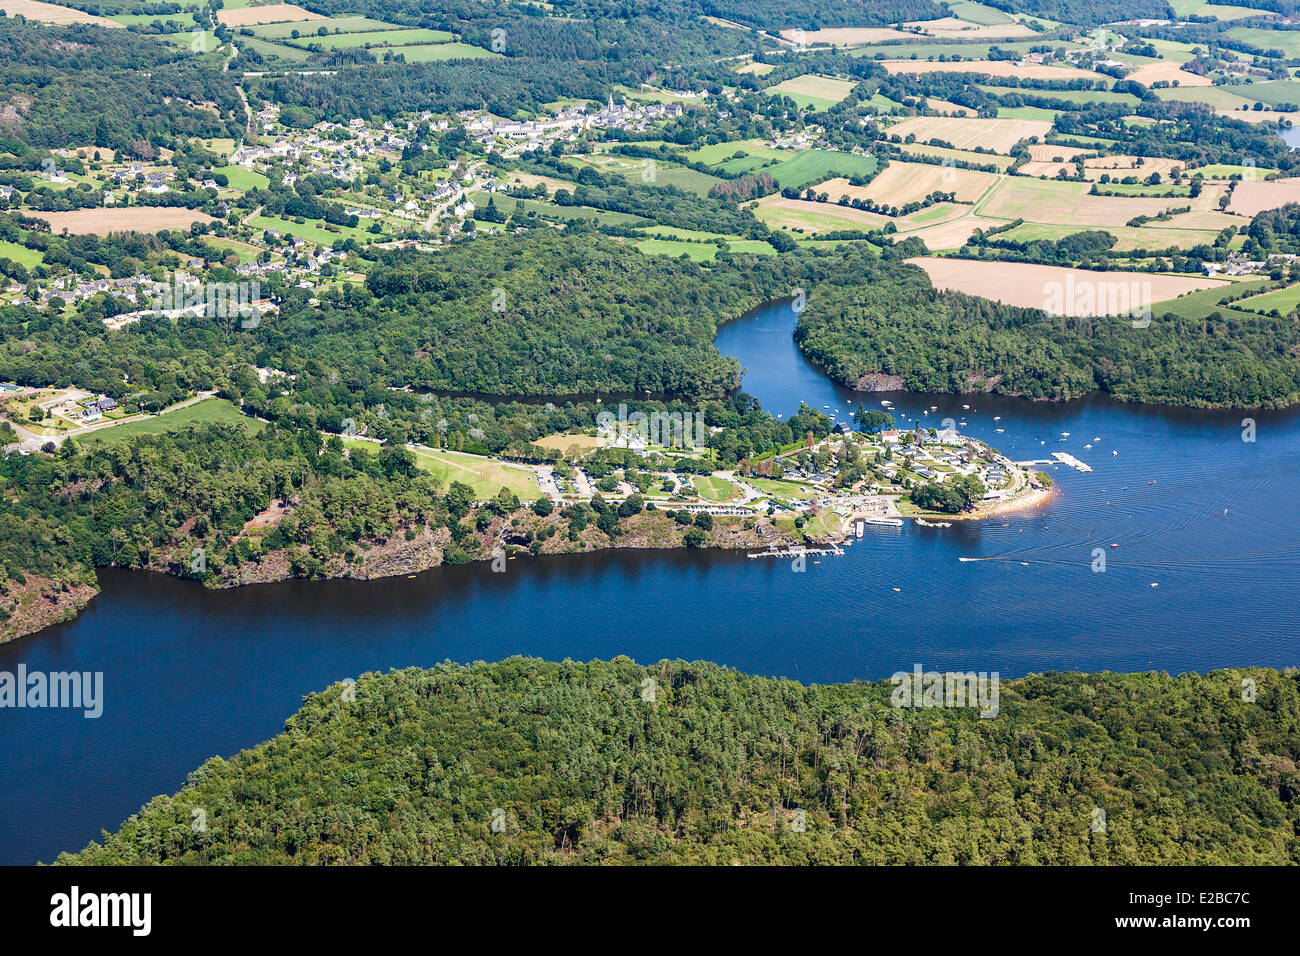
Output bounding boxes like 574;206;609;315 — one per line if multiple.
1051;452;1093;472
748;546;845;559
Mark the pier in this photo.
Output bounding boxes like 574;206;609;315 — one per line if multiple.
748;546;845;559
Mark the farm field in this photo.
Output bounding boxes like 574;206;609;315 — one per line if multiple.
752;196;890;233
34;208;215;235
1224;27;1300;58
897;214;1003;251
240;37;313;61
765;75;859;110
1082;155;1185;180
996;221;1221;252
766;150;878;189
886;115;1052;153
1;0;120;25
572;153;722;195
779;27;909;46
735;61;776;75
906;16;1035;39
901;143;1015;169
1235;79;1300;106
633;238;718;261
282;28;455;50
247;16;401;38
1228;178;1300;216
397;42;498;61
1124;61;1211;87
818;161;998;205
907;258;1226;314
1236;282;1300;314
217;4;324;27
880;60;1101;82
978;85;1140;106
944;0;1018;23
78;400;257;446
980;177;1190;225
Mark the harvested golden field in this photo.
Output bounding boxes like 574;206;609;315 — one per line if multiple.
886;115;1052;153
735;61;776;75
980;177;1186;227
767;74;859;108
1028;144;1090;162
216;4;325;27
907;258;1225;314
752;195;891;232
1018;161;1075;178
532;433;601;454
1083;155;1185;179
34;208;215;236
922;98;977;116
1;0;120;26
1124;62;1212;87
1228;177;1300;216
881;60;1102;81
780;27;910;45
905;16;1036;39
819;161;998;205
895;215;1003;251
502;172;575;195
53;145;117;162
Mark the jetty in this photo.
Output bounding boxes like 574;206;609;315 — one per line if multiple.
748;546;845;559
1051;452;1093;472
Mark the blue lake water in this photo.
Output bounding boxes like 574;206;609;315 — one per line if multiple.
2;300;1299;864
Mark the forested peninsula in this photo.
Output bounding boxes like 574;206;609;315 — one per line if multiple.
58;659;1300;865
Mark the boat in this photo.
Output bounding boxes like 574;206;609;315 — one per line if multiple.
881;400;893;406
962;404;970;410
993;416;1001;421
862;517;904;527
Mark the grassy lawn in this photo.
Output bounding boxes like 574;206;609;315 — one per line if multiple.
750;478;818;499
400;445;541;500
250;214;376;246
693;475;736;502
78;399;258;446
214;165;270;191
0;240;44;268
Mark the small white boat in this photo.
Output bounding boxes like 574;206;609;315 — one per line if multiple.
881;400;893;407
995;428;1004;433
863;517;904;527
993;416;1001;421
962;404;970;410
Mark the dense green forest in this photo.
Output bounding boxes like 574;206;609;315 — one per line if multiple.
58;658;1300;864
794;249;1300;407
0;19;242;152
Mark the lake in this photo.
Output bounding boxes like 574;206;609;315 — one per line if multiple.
2;300;1298;864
